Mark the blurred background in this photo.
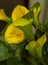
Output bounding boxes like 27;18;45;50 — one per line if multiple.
0;0;28;17
29;0;48;23
0;0;48;32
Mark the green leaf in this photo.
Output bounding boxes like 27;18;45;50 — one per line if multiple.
7;57;23;65
6;42;28;65
0;43;12;61
20;23;34;41
14;42;25;61
13;18;34;41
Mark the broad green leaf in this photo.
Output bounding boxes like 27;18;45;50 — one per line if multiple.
13;18;34;41
7;42;27;65
0;9;11;23
15;42;25;61
21;23;34;41
0;43;12;61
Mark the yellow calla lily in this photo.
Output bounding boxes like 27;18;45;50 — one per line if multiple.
36;34;47;57
5;24;25;44
26;34;47;57
0;9;10;22
0;5;28;44
37;34;47;46
0;5;29;22
11;5;29;22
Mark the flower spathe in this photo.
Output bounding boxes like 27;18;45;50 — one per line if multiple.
0;5;29;44
0;5;29;22
11;5;29;22
0;9;9;22
5;24;25;44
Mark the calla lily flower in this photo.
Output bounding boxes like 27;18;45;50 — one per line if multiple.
26;34;47;57
0;9;10;22
11;5;29;22
5;24;25;44
0;5;29;23
33;6;41;27
0;5;29;44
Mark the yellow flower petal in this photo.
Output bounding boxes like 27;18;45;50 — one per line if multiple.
11;5;29;22
36;34;47;57
5;24;25;44
0;9;9;22
37;34;47;46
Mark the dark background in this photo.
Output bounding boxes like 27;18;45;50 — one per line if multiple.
0;0;28;16
0;0;28;32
